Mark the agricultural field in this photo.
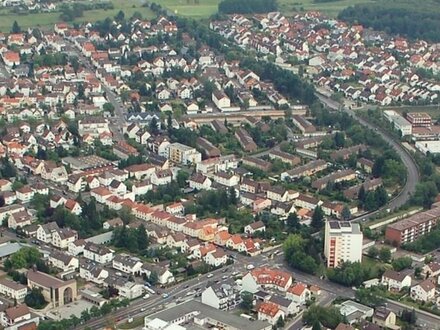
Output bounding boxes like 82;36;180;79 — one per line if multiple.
158;0;220;18
0;0;154;32
156;0;375;18
278;0;375;17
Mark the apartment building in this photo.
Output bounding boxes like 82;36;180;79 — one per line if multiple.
167;142;202;165
385;207;440;246
324;221;363;268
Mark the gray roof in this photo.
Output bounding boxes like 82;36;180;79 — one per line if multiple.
146;300;270;330
85;231;113;245
0;242;23;259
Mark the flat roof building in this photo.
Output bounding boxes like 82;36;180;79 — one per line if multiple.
324;221;363;268
385;207;440;246
144;300;271;330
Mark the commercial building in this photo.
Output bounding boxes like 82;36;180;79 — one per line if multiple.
406;112;432;127
383;110;413;136
324;221;363;268
144;300;271;330
415;140;440;155
385;207;440;246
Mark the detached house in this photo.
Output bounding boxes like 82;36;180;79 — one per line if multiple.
410;279;436;302
286;283;310;305
257;302;285;325
83;242;114;264
382;270;412;291
244;221;266;235
8;211;32;229
112;254;143;275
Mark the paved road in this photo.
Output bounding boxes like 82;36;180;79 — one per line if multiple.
75;245;440;329
315;93;420;222
63;43;125;141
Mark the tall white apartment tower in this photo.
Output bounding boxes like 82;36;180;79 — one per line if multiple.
324;221;363;268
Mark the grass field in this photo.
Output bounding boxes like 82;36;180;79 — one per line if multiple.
158;0;220;18
155;0;375;18
0;0;154;32
386;105;440;120
278;0;375;17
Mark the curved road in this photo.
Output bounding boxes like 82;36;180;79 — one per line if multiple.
315;93;420;222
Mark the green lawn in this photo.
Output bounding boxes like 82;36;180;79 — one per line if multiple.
278;0;375;17
155;0;375;18
157;0;220;18
0;0;154;32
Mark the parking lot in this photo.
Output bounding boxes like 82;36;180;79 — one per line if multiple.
46;300;95;320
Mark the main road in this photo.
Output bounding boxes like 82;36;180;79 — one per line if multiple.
76;247;440;330
315;93;420;222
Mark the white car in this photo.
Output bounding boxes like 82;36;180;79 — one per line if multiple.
143;294;150;299
246;264;255;270
207;273;214;278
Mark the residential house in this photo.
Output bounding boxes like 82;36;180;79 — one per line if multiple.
0;279;27;301
286;283;310;305
79;261;109;285
382;270;412;291
257;302;285;325
410;279;436;302
48;251;79;272
372;307;397;329
112;254;143;275
244;221;266;235
83;242;114;264
201;281;241;310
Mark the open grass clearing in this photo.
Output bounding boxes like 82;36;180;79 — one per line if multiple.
0;0;154;32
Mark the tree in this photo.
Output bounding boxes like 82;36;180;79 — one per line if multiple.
327;261;371;287
401;309;417;325
1;157;17;178
311;206;324;230
341;205;351;220
176;170;189;188
275;316;285;329
392;256;412;271
24;287;47;309
334;132;345;148
284;234;320;274
103;103;115;115
148;271;159;286
149;117;159;135
286;212;300;232
11;20;21;33
302;305;343;329
368;246;379;259
241;291;253;312
355;287;385;307
136;224;149;251
115;10;125;21
379;247;391;263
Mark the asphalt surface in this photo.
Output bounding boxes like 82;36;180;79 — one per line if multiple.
64;43;125;141
74;247;440;330
316;93;420;222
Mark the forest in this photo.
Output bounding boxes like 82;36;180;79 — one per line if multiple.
218;0;278;14
338;0;440;42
